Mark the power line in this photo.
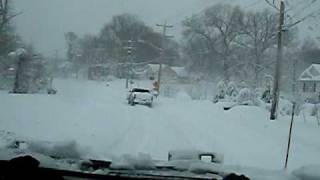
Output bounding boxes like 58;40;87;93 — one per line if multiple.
265;0;280;10
284;7;320;30
287;0;320;18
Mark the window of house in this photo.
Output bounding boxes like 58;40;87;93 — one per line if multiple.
303;82;317;92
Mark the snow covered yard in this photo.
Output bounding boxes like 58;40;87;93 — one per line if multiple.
0;78;319;174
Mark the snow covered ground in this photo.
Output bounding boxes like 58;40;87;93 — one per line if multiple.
0;78;319;174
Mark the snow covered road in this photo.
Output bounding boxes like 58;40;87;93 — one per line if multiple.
0;78;320;172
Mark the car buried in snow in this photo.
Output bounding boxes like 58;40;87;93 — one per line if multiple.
127;88;154;107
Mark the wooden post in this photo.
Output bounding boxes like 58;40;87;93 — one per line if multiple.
284;102;295;169
157;63;162;93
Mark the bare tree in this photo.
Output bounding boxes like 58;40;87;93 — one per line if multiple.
71;13;178;67
241;10;278;87
0;0;21;40
182;4;245;80
99;13;164;63
0;0;11;31
0;0;21;73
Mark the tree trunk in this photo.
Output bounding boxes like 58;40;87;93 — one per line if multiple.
254;55;261;88
13;54;31;93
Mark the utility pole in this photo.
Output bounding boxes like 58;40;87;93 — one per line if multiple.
124;40;134;89
50;49;59;89
156;21;173;94
54;49;59;72
270;1;285;120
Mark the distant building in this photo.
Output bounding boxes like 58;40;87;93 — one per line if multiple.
86;63;190;83
145;64;161;80
298;64;320;103
171;66;190;83
144;64;189;82
88;64;111;81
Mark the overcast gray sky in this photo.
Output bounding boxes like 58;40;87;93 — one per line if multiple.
12;0;319;57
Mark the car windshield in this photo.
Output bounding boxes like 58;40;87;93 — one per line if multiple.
1;0;320;179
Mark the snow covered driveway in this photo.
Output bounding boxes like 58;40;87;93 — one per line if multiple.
0;79;319;171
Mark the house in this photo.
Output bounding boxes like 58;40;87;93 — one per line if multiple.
145;64;181;82
131;64;150;79
86;62;190;82
145;64;161;80
88;64;111;81
171;66;190;83
298;64;320;102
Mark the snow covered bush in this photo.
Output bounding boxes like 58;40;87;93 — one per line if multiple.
237;88;254;105
278;98;294;116
263;97;294;116
213;80;227;103
261;89;272;103
226;81;238;98
300;103;319;116
216;80;227;99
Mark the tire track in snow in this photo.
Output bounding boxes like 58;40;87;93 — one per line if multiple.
106;105;151;156
106;101;195;159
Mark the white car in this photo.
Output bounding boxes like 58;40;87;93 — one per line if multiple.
127;88;154;107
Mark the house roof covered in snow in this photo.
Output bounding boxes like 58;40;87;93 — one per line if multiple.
148;64;164;73
171;67;188;78
299;64;320;81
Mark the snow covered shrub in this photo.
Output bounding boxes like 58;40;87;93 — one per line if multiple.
278;98;294;116
301;103;318;116
238;80;249;89
213;80;227;103
216;80;227;99
261;89;272;103
226;81;238;98
237;88;254;105
263;97;294;116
